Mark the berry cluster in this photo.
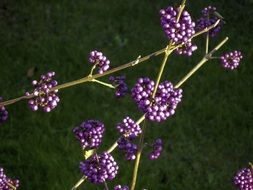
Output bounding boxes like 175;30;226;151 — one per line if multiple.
114;185;129;190
0;97;8;125
160;6;196;44
73;120;105;150
131;77;155;112
109;76;128;98
89;50;110;74
116;116;142;138
26;71;60;112
117;137;138;161
0;168;19;190
221;50;243;70
234;166;253;190
132;78;183;122
80;152;118;184
146;81;183;122
149;138;163;160
196;6;222;37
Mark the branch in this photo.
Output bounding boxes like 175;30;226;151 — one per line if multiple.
0;20;220;108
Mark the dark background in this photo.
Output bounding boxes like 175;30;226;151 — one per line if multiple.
0;0;253;189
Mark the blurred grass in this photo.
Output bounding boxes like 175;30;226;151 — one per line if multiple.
0;0;253;189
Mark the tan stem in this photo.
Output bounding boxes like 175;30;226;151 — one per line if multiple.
7;182;16;190
107;141;118;154
175;37;229;88
130;121;147;190
71;176;87;190
91;79;115;89
152;46;173;98
176;0;187;22
249;162;253;169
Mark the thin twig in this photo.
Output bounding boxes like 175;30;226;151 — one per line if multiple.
152;45;173;98
91;79;115;89
130;120;147;190
176;0;187;22
205;15;210;54
71;176;87;190
175;37;229;88
104;181;109;190
7;182;16;190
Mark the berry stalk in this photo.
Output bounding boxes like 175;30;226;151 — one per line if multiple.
7;182;17;190
71;176;87;190
91;79;115;89
175;37;229;88
130;120;147;190
152;46;173;98
176;0;187;22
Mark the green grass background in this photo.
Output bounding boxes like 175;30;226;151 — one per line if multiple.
0;0;253;189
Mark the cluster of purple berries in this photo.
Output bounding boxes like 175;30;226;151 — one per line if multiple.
109;76;128;98
160;6;195;44
196;6;222;37
160;6;197;56
132;78;183;122
221;51;243;70
131;77;155;112
114;185;129;190
116;116;141;138
145;81;183;122
26;71;60;112
149;139;163;160
80;152;118;184
0;168;19;190
73;120;105;150
0;97;8;125
117;137;138;161
234;165;253;190
89;50;110;74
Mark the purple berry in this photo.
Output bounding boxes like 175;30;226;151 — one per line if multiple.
0;167;20;190
233;165;253;190
109;76;128;98
160;6;196;45
149;138;163;160
73;120;105;150
196;6;222;37
116;116;141;138
0;97;8;125
221;50;243;70
117;137;138;161
114;185;129;190
89;50;110;74
26;71;60;112
80;152;118;184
